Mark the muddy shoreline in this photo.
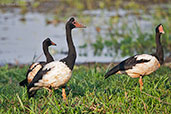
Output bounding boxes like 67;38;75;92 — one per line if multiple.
1;59;171;69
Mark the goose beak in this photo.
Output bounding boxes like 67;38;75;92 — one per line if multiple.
161;31;165;34
51;41;56;46
159;25;165;34
73;21;86;28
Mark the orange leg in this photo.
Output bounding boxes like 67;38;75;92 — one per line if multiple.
139;76;143;91
62;88;66;101
47;88;53;97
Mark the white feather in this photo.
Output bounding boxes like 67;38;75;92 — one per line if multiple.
34;61;72;89
135;54;153;60
27;63;42;83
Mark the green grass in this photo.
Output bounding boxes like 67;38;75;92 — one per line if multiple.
0;64;171;113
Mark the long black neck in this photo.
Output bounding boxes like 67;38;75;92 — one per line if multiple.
43;44;54;63
66;26;76;57
61;25;76;70
154;32;164;65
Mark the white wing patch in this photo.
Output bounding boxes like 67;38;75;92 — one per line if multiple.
135;54;153;61
27;63;42;83
120;54;160;78
34;61;72;89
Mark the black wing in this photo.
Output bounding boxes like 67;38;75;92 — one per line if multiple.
26;62;46;78
19;62;45;87
27;67;51;98
105;55;150;79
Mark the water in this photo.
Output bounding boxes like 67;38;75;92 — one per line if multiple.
0;8;162;65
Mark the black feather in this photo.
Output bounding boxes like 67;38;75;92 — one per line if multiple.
27;68;51;98
19;79;27;86
19;62;45;87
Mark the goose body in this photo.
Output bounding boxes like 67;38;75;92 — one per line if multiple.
31;61;72;91
105;24;165;90
19;38;56;86
116;54;160;78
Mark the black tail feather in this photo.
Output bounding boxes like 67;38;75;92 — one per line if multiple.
105;65;120;79
27;67;51;99
27;89;37;99
27;83;37;99
19;79;27;86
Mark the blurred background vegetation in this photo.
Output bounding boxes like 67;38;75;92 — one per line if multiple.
0;1;170;113
0;0;170;61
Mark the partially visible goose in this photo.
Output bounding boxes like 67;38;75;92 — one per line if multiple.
19;38;56;86
105;24;165;91
27;17;86;100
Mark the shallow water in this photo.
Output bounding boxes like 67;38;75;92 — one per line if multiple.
0;8;162;65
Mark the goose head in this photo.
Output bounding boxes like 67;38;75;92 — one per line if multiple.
66;17;86;30
43;38;56;46
156;24;164;34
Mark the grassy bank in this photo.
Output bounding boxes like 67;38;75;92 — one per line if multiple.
0;64;170;113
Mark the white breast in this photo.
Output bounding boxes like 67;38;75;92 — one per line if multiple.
35;61;72;89
125;54;160;78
